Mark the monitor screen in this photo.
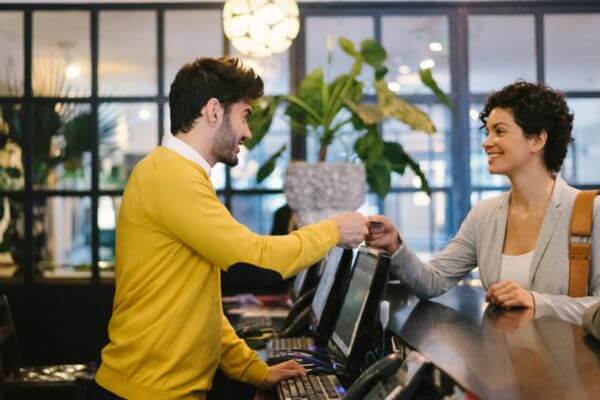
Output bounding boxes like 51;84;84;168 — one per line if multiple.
332;251;378;356
311;247;344;321
293;269;308;298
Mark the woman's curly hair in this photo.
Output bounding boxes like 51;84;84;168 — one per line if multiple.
479;81;574;173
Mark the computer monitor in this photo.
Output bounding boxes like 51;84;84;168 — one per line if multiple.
309;247;354;342
330;247;390;367
292;259;324;300
292;269;308;299
311;247;345;321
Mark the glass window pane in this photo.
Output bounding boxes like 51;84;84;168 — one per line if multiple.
40;196;92;279
99;11;157;96
0;196;25;279
99;103;158;189
382;15;450;95
545;14;600;91
384;191;449;257
0;12;24;96
358;193;380;216
382;104;452;187
162;102;225;189
33;102;92;190
469;15;536;93
231;194;286;235
469;103;509;187
98;195;120;278
0;103;25;190
306;17;375;93
563;99;600;184
233;105;288;189
164;10;223;95
33;11;91;97
233;50;290;95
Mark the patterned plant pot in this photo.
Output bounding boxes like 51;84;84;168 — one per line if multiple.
284;162;367;226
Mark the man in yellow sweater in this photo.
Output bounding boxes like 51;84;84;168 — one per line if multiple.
93;57;369;400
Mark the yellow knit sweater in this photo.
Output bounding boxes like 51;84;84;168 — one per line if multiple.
96;147;339;399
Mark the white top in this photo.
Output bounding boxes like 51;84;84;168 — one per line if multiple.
500;250;535;289
162;132;211;176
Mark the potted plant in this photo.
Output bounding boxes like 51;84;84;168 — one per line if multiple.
246;37;450;226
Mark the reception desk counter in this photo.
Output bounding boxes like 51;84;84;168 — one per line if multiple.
387;284;600;399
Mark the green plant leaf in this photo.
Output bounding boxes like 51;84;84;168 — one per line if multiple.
376;80;436;133
286;69;325;126
298;69;324;112
5;167;21;179
382;140;431;195
375;66;389;81
353;128;384;161
344;100;385;125
285;95;323;126
360;39;387;67
383;141;408;175
365;158;391;198
61;112;93;172
419;68;452;108
326;51;363;128
246;96;280;149
256;144;286;183
406;155;431;196
339;37;359;57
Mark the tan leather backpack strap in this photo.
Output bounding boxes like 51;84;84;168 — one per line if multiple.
569;190;599;297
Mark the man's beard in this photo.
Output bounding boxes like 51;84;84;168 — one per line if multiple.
211;113;239;167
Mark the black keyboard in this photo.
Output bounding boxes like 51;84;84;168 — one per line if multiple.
241;315;273;327
277;374;343;400
267;337;315;359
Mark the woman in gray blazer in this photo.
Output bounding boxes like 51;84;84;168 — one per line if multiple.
368;81;600;324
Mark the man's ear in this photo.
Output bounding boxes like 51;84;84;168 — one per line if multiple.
532;130;548;153
202;98;223;127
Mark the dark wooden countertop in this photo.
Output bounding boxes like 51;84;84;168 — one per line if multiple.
387;284;600;400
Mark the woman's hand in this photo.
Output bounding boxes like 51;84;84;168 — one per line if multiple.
486;280;535;309
487;307;535;333
258;360;306;389
366;215;402;254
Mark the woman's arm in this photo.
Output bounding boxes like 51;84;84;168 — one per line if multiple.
488;197;600;324
368;207;480;299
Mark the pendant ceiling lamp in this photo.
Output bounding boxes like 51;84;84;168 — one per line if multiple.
223;0;300;58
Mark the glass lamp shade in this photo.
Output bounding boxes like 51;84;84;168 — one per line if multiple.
223;0;300;57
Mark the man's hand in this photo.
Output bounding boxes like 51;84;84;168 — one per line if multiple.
330;212;369;248
365;215;402;254
258;360;306;390
486;280;535;309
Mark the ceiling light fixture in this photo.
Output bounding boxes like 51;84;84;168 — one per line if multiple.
223;0;300;58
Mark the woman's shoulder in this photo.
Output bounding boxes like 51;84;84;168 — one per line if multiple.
469;191;509;218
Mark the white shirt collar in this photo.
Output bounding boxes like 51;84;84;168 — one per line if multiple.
162;132;211;177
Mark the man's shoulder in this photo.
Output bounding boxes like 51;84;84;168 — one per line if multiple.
133;147;209;181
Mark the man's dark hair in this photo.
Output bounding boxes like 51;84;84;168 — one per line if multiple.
479;81;574;173
169;57;263;134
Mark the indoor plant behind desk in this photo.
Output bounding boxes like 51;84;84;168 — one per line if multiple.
247;37;451;226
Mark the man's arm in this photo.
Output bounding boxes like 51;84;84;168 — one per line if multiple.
155;169;358;278
219;312;306;388
218;313;269;386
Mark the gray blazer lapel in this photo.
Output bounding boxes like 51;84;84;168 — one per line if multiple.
487;194;509;286
528;177;566;286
